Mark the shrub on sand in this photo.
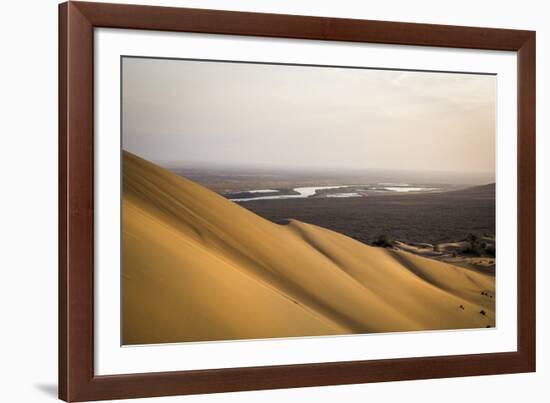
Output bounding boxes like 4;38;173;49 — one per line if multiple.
372;234;395;248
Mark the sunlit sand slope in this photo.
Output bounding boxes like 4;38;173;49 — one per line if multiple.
122;151;495;345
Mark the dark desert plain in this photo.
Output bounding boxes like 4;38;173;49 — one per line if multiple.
241;185;495;245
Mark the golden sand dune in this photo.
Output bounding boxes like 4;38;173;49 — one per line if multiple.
122;151;495;345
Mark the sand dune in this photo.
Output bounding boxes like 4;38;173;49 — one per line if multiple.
122;151;495;345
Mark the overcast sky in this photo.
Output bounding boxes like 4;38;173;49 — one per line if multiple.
122;57;495;176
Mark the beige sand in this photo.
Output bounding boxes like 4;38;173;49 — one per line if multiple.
122;151;495;345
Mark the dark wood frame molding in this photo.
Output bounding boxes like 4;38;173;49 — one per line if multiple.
59;1;536;401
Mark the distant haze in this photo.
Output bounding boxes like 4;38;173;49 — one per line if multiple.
122;57;496;183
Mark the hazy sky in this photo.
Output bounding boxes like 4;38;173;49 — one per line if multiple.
122;57;496;176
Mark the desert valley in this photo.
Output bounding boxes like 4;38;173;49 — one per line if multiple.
122;151;495;345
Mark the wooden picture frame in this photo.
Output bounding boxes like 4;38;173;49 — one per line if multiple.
59;1;536;401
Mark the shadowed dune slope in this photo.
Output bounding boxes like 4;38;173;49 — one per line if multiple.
122;151;495;345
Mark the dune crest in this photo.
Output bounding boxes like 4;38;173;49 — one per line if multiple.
122;151;495;345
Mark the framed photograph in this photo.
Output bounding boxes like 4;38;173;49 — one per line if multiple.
59;1;536;401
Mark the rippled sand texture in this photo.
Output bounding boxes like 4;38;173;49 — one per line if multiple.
122;151;495;345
